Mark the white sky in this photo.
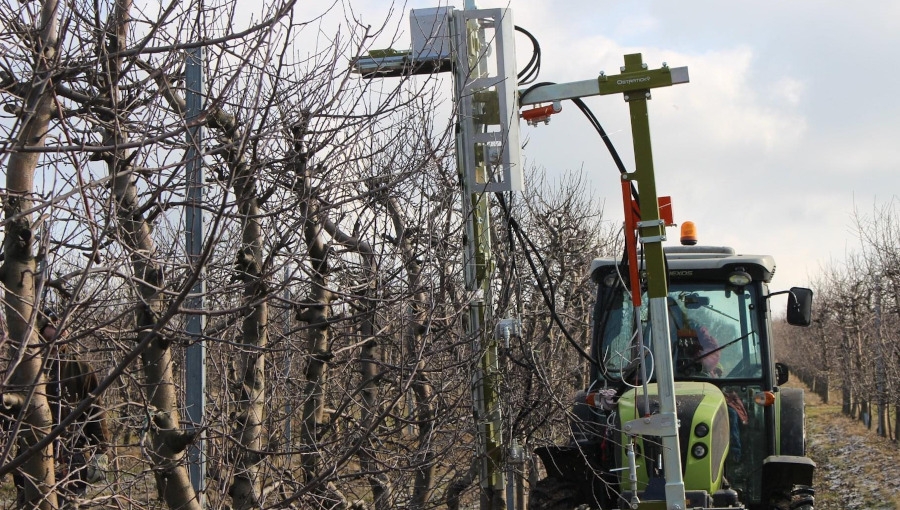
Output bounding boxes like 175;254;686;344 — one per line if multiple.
329;0;899;291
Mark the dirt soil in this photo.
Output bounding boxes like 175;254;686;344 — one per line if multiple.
797;381;900;510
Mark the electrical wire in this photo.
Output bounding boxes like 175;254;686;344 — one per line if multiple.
619;345;655;390
520;82;639;203
492;87;639;372
496;193;600;369
523;86;679;387
612;225;635;303
514;26;541;85
501;79;675;378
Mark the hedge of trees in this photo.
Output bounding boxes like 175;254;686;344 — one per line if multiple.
0;2;615;508
775;199;900;443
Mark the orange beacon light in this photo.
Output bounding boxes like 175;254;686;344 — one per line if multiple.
680;221;698;246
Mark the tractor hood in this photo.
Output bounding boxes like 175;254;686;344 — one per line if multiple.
618;382;730;501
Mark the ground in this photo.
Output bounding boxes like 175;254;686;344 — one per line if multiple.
801;382;900;510
2;381;900;509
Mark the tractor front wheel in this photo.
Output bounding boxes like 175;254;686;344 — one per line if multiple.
528;476;586;510
789;485;815;510
770;485;815;510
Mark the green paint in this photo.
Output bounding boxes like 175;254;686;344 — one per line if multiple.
599;54;673;299
618;383;729;496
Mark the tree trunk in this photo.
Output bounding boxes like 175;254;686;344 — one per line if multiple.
1;1;60;507
384;196;436;509
224;135;269;510
817;322;830;404
99;3;199;506
144;55;271;508
109;144;200;510
322;217;393;509
299;203;333;485
895;401;900;444
290;127;345;508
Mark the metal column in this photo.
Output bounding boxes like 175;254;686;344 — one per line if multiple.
615;53;686;510
451;6;522;509
185;46;207;505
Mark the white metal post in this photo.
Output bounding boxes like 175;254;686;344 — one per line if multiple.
451;7;521;509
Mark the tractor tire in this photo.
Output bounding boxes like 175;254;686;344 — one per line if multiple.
528;476;585;510
768;486;815;510
790;485;815;510
779;387;807;456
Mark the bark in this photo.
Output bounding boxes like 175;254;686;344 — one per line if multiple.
322;218;393;509
144;53;272;510
290;125;344;508
220;122;269;510
384;196;436;509
1;1;60;507
895;401;900;444
446;459;478;510
818;322;830;404
98;2;200;507
298;201;332;481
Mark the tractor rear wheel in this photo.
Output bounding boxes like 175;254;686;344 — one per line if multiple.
528;476;585;510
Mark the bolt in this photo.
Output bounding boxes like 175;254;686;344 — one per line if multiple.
624;94;630;101
644;418;651;424
599;70;606;77
662;62;668;68
645;92;651;99
620;66;626;72
641;63;648;69
624;424;632;431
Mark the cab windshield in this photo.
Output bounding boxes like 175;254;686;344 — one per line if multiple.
597;282;762;382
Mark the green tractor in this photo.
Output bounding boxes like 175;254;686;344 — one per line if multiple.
531;244;815;510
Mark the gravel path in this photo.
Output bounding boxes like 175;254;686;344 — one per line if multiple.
803;389;900;509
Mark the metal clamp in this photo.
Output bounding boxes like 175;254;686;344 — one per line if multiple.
639;234;667;243
622;412;680;437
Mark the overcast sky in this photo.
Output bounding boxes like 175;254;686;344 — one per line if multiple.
502;0;900;291
331;0;898;290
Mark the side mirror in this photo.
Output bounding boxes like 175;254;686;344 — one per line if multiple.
786;287;813;327
775;362;790;386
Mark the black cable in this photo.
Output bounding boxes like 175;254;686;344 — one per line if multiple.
497;191;521;316
520;83;639;202
514;26;541;85
509;83;677;375
496;193;600;369
498;194;556;306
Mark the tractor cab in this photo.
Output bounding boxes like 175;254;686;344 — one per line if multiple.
581;245;814;508
591;246;780;386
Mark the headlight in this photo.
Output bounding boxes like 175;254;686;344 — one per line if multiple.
691;443;708;459
728;270;752;287
694;423;710;438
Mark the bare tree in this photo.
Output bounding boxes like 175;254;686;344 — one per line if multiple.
789;198;900;441
1;1;61;507
2;3;637;510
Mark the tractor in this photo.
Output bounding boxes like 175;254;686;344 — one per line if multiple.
531;234;816;510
